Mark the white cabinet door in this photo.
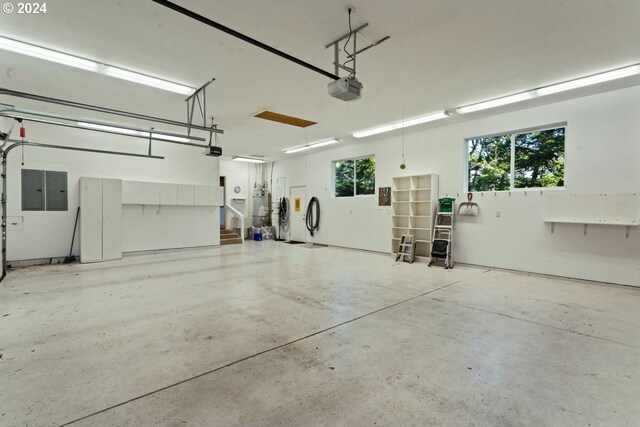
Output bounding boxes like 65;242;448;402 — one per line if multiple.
160;184;178;205
80;177;103;263
178;184;194;205
102;179;123;261
194;185;210;206
141;182;160;205
122;181;142;204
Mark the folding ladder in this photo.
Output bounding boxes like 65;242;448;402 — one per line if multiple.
395;234;416;263
429;210;454;269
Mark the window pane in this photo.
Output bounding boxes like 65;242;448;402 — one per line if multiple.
355;157;375;195
514;128;565;189
467;135;511;191
334;160;355;197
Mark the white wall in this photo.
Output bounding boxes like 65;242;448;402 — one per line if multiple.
3;123;220;261
272;86;640;287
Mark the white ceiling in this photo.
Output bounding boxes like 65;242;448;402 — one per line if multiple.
1;0;639;159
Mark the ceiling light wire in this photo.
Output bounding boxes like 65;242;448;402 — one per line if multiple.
342;8;355;78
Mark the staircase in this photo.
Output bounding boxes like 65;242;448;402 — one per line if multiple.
220;228;243;245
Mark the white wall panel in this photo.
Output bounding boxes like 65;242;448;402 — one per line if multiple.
141;182;160;205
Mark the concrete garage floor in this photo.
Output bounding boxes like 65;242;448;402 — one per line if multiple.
0;243;639;426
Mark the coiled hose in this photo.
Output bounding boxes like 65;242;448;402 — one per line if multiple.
305;197;320;237
278;197;290;231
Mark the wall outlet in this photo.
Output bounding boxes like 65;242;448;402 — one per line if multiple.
496;211;501;218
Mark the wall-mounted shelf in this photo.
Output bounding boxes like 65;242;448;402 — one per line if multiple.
544;194;639;238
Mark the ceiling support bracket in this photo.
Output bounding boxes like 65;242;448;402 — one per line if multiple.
185;78;215;138
325;23;389;78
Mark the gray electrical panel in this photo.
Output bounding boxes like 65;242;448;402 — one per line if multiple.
21;169;45;211
45;171;68;211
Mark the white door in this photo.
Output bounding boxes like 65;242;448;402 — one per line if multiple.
289;186;306;242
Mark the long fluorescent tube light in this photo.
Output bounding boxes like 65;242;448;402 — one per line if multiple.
283;138;339;154
456;93;533;114
77;122;191;142
457;64;640;114
232;156;265;163
284;146;311;154
536;65;640;96
0;36;194;95
352;112;449;138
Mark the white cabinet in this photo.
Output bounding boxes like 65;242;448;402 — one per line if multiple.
80;177;123;263
194;185;210;206
178;184;194;205
141;182;160;205
160;184;178;205
391;174;439;262
122;181;141;204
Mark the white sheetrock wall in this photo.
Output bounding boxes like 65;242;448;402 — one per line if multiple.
3;124;220;261
272;86;640;287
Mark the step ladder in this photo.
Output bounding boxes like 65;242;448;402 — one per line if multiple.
395;234;416;263
429;209;454;269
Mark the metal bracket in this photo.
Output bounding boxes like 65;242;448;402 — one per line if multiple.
185;78;215;137
324;23;389;78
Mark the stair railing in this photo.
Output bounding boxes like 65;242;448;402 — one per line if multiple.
224;203;245;242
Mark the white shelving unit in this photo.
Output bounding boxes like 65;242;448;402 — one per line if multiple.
391;174;439;262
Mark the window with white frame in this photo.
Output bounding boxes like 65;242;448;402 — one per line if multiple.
334;156;376;197
467;125;565;191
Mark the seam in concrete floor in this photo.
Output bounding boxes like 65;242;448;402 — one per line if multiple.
432;298;640;350
58;269;492;426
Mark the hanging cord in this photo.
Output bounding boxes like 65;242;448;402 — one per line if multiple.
19;120;25;166
305;197;320;237
342;8;355;78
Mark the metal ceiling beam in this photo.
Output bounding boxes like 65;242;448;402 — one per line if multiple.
0;87;223;134
0;104;207;140
151;0;340;81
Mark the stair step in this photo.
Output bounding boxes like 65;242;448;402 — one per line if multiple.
220;238;242;245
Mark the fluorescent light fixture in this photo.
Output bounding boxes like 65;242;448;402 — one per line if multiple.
283;146;311;154
283;138;339;154
308;138;339;148
352;112;449;138
232;156;265;163
77;122;192;142
456;92;534;114
457;64;640;114
536;64;640;96
0;36;194;95
150;133;191;143
103;66;194;96
0;36;99;72
77;122;149;137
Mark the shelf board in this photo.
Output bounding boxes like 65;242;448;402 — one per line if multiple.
393;201;410;204
411;201;430;203
415;239;431;243
392;215;409;218
409;227;430;231
544;219;639;226
393;189;411;192
411;188;431;191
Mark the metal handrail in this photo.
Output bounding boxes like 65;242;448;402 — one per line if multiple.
224;203;245;242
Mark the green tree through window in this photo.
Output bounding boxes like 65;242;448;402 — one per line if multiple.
334;156;375;197
468;126;564;191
